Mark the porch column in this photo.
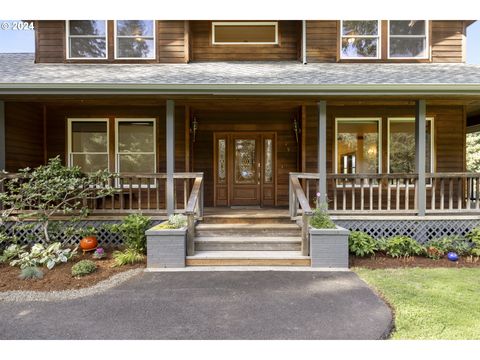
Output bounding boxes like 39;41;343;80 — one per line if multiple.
166;100;175;216
0;101;5;171
415;99;426;216
318;100;327;204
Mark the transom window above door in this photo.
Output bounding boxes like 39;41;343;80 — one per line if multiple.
212;22;278;45
340;20;380;59
66;20;107;59
115;20;156;59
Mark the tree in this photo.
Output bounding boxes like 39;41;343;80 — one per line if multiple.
467;132;480;172
0;157;116;243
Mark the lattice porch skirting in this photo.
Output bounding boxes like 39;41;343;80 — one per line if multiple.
2;220;163;247
333;216;480;243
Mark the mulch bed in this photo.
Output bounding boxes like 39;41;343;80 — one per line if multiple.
0;250;145;292
351;253;480;269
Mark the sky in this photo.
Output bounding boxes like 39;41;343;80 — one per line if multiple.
0;20;479;64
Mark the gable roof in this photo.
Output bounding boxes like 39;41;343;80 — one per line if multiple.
1;53;480;95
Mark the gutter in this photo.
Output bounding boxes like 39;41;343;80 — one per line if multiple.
302;20;307;65
1;83;480;96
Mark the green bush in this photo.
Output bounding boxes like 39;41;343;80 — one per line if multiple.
348;231;377;257
112;249;145;267
10;242;77;270
71;260;97;277
385;236;425;258
18;266;44;280
309;204;335;229
376;237;389;253
107;214;151;254
0;244;27;263
425;246;445;260
430;236;471;256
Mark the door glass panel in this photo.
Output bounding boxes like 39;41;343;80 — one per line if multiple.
234;139;256;184
264;139;273;183
218;139;226;184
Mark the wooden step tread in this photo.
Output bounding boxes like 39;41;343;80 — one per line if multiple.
196;223;300;230
194;236;301;243
187;251;307;259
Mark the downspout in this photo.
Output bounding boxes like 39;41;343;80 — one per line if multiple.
302;20;307;65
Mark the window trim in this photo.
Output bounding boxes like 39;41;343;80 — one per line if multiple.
334;117;383;175
386;117;435;175
65;20;108;60
114;20;156;60
114;118;157;176
211;21;279;45
67;118;110;172
387;20;430;60
339;20;381;60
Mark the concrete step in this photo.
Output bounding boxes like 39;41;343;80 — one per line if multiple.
186;250;310;266
194;236;301;251
195;223;301;237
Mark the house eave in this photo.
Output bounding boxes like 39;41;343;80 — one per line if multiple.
0;83;480;97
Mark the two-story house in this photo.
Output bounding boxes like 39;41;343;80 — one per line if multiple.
1;20;480;266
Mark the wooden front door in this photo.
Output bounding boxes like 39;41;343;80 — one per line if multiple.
214;132;276;207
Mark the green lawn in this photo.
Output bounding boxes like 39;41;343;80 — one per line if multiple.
355;268;480;339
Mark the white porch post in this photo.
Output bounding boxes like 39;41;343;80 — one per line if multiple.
0;101;5;171
318;100;327;204
415;99;426;216
166;100;175;216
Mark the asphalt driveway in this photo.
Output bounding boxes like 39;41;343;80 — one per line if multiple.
0;271;392;339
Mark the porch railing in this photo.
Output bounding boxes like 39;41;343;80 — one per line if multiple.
289;174;313;255
0;172;204;217
289;172;480;216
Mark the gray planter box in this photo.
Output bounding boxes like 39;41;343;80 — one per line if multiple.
309;226;350;268
146;224;187;268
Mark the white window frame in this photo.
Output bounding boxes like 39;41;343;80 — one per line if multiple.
115;118;157;187
387;20;430;60
67;118;110;172
65;20;108;60
387;117;435;177
334;118;382;187
211;21;279;45
114;20;156;60
339;20;381;60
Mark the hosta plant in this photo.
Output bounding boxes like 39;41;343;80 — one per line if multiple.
18;266;44;280
10;242;77;269
0;244;27;263
348;231;377;257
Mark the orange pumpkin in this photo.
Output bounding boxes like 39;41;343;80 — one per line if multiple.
80;236;98;251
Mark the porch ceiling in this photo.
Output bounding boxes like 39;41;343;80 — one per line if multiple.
1;54;480;98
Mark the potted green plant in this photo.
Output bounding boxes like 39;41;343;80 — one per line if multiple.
308;202;350;268
145;214;188;269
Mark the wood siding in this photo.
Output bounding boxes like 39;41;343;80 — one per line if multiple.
35;21;187;64
306;20;468;63
5;102;44;171
189;21;301;61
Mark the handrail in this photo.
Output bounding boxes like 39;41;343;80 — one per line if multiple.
289;173;313;256
184;174;204;256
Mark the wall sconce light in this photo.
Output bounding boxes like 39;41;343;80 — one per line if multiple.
293;116;301;143
191;116;198;142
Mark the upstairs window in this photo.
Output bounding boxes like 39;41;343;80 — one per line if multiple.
340;20;380;59
388;20;428;59
115;20;155;59
212;22;278;45
66;20;107;59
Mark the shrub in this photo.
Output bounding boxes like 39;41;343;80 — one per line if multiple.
0;157;115;243
155;214;188;230
107;214;151;254
385;236;425;258
431;236;472;256
309;204;335;229
112;249;145;267
19;266;44;280
10;242;77;269
376;237;389;253
348;231;377;257
71;260;97;277
471;248;480;257
425;246;445;260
